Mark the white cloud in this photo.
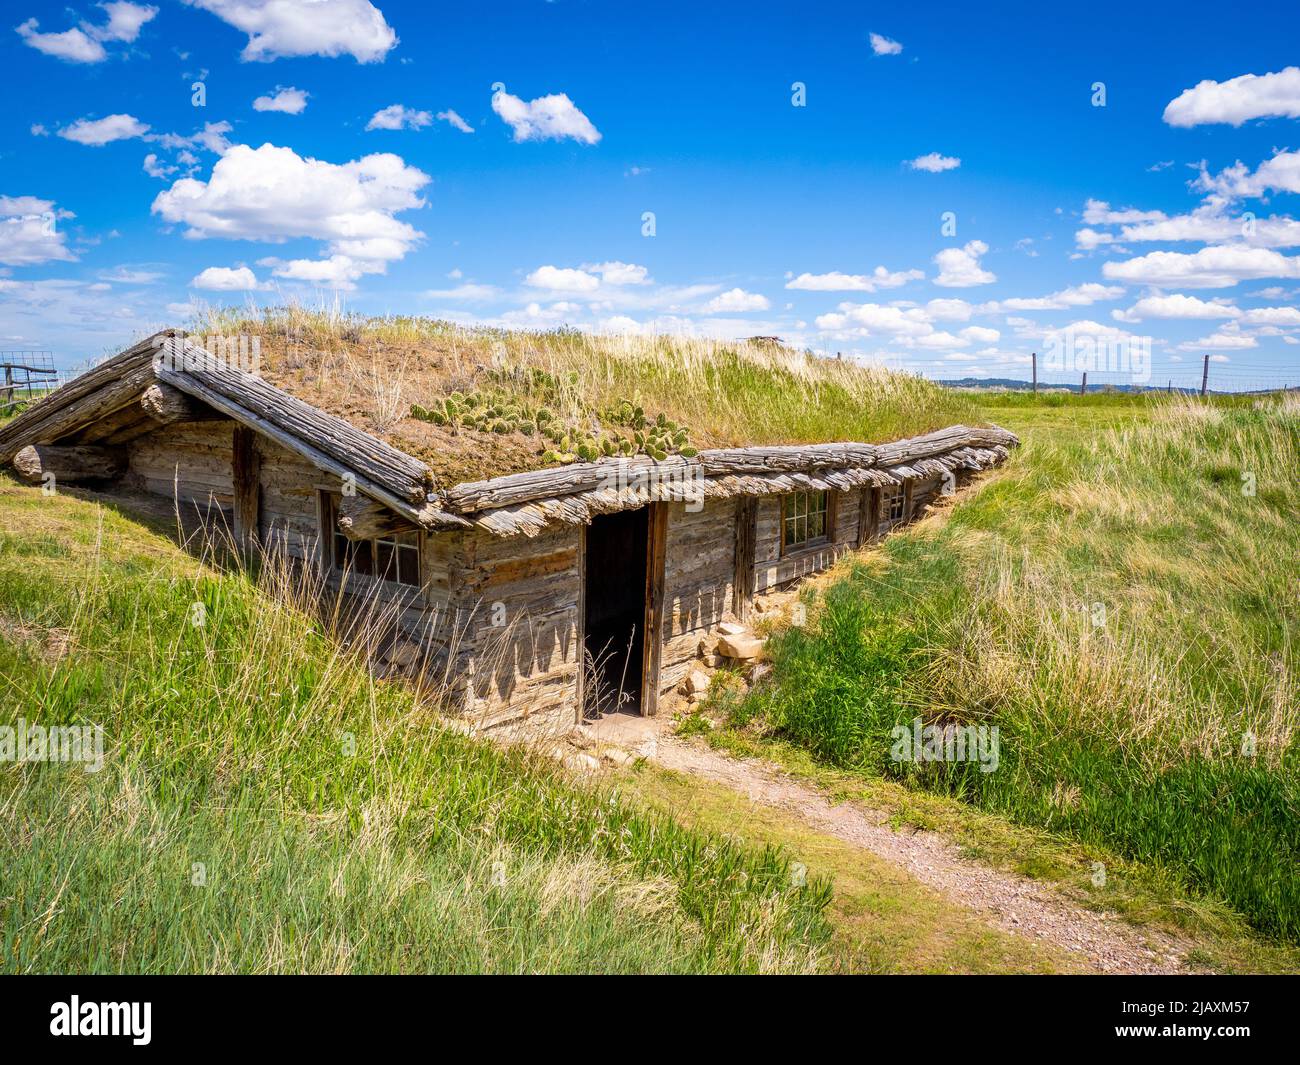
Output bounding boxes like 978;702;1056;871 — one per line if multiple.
1082;199;1165;225
525;265;600;293
1192;150;1300;202
191;265;262;290
436;109;473;133
907;152;960;173
142;153;176;179
1112;294;1241;322
1115;203;1300;249
96;2;158;42
366;104;432;131
491;88;600;144
15;4;157;62
15;21;107;63
0;195;77;266
923;298;974;321
1241;305;1300;326
1163;67;1300;127
815;302;934;337
869;32;902;56
1074;227;1115;251
988;283;1124;312
183;0;397;63
1177;328;1257;351
960;325;1000;344
152;143;429;290
582;261;650;285
703;288;770;313
785;266;923;292
58;113;150;146
422;282;498;301
1102;245;1300;288
253;86;309;114
933;240;995;287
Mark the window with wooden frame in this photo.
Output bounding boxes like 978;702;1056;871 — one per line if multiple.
781;490;831;553
883;485;907;523
321;492;421;587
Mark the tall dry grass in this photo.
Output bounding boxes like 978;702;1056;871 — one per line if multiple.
0;477;831;972
735;392;1300;939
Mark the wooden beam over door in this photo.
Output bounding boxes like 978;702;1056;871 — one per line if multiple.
641;502;669;716
232;425;261;549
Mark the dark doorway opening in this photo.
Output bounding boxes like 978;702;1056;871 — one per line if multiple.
583;507;647;718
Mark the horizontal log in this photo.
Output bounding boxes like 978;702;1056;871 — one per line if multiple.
13;444;125;485
0;331;174;465
140;381;206;425
153;349;469;530
157;341;433;502
444;427;1017;517
445;454;685;512
337;493;418;541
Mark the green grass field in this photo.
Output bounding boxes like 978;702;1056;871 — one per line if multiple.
4;366;1296;971
0;483;831;973
720;390;1299;941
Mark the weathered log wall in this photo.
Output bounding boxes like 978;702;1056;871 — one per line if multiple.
752;488;862;593
446;523;583;728
125;420;236;509
659;499;738;694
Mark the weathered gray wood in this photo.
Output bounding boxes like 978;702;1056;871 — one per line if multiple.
2;363;156;464
13;444;125;484
0;332;177;464
733;497;757;620
337;492;416;540
445;427;1017;517
232;426;261;548
641;502;669;717
156;341;433;503
153;350;464;530
446;455;685;512
140;382;205;425
77;401;155;445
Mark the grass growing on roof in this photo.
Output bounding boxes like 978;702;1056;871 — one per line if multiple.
726;392;1300;941
0;479;831;973
189;304;980;483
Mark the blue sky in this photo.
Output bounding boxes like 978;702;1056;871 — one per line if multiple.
3;0;1300;390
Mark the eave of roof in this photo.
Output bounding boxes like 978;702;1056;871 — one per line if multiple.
1;332;1018;538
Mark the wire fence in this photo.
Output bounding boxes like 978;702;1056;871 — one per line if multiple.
904;358;1299;394
0;351;60;411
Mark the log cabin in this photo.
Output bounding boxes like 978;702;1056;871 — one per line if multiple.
0;330;1018;732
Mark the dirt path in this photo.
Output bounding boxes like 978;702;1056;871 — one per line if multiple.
579;713;1196;974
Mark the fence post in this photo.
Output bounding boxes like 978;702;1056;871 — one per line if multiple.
1080;372;1087;396
1201;354;1210;397
1031;352;1037;395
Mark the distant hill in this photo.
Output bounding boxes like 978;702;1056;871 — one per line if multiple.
936;377;1294;396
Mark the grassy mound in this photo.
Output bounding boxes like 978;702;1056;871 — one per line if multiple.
730;393;1300;939
189;305;980;483
0;482;831;973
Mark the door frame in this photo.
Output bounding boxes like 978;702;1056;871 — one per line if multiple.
639;502;669;716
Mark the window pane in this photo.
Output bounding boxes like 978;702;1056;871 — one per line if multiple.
352;539;373;576
398;545;420;586
809;509;823;540
375;539;395;581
